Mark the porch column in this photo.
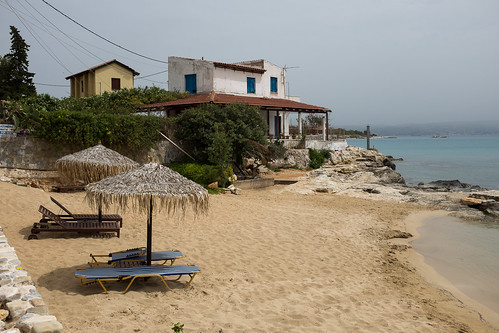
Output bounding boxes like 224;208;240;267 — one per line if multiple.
326;112;329;140
298;112;302;136
267;111;270;136
322;115;326;141
276;110;280;138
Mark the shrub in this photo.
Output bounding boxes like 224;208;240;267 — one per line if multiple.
175;103;268;165
309;148;331;169
169;162;227;187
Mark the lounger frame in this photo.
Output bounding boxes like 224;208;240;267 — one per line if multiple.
75;265;200;294
88;248;183;267
29;205;120;239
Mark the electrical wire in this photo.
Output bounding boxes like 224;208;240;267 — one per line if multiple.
41;0;169;64
22;0;104;64
5;0;72;73
34;82;69;87
135;69;168;80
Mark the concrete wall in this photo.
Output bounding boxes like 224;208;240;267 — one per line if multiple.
237;60;286;99
169;57;288;99
0;136;180;172
213;67;264;96
168;57;214;94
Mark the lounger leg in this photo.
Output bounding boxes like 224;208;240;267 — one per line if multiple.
97;280;110;294
184;272;198;289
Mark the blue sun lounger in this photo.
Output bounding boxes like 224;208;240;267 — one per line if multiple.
75;265;201;294
89;248;183;267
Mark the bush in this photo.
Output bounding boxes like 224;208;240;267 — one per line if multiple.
8;87;185;151
309;149;331;169
169;162;232;187
175;103;268;165
17;108;171;151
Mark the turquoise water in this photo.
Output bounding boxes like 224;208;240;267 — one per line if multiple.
413;216;499;315
347;136;499;189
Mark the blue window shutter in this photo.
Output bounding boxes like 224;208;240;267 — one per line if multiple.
185;74;197;94
270;77;278;93
247;77;255;94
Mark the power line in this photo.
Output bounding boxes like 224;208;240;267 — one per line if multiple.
34;82;69;87
22;0;103;65
41;0;169;64
136;69;168;80
5;0;72;72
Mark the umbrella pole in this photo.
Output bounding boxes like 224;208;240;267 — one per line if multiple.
98;205;102;223
147;198;152;266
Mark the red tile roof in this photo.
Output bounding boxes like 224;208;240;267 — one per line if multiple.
65;59;140;79
142;92;330;112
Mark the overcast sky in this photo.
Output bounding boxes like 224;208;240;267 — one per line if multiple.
1;0;498;127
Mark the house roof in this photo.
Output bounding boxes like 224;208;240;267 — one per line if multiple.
212;61;266;74
65;59;140;80
141;92;330;113
170;56;266;74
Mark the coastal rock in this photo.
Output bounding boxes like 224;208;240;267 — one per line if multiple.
419;180;483;192
269;149;309;170
373;167;405;185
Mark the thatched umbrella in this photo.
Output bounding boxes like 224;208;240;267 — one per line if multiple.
56;144;139;184
85;162;209;265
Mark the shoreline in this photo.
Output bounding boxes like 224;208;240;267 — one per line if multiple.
403;211;499;329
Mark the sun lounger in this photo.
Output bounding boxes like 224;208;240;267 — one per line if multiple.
29;205;121;239
75;265;200;293
49;196;123;226
89;247;183;267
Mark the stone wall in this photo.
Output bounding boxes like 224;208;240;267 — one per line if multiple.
0;136;180;173
0;227;63;332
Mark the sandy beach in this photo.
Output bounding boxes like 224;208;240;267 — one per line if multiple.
1;174;497;332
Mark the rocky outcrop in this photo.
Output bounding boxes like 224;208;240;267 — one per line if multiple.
326;146;405;185
268;149;310;170
417;180;483;192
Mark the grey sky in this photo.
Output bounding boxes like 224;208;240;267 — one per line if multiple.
1;0;498;127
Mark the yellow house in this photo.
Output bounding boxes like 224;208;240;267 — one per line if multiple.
65;60;139;98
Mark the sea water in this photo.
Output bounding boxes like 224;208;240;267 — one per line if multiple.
347;135;499;189
413;216;499;315
347;136;499;317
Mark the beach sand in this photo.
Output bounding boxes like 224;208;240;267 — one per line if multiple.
0;177;496;332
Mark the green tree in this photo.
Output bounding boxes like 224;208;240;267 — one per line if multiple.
207;122;233;186
0;26;36;100
175;103;268;165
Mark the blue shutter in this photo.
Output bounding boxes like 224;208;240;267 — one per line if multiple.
247;77;255;94
270;77;278;93
185;74;197;94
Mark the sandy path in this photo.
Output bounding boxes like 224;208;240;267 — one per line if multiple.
0;180;495;332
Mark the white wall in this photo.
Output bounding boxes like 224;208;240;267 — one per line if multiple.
213;68;264;96
168;57;214;93
169;57;289;99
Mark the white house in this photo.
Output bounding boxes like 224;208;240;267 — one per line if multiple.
142;56;331;140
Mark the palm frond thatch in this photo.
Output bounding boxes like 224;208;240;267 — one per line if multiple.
85;162;209;216
56;144;139;184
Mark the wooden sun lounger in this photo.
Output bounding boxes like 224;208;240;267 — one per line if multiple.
29;205;121;239
49;196;123;227
88;248;183;267
75;265;200;293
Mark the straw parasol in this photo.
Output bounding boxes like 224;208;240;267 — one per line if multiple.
85;162;209;265
56;144;140;184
